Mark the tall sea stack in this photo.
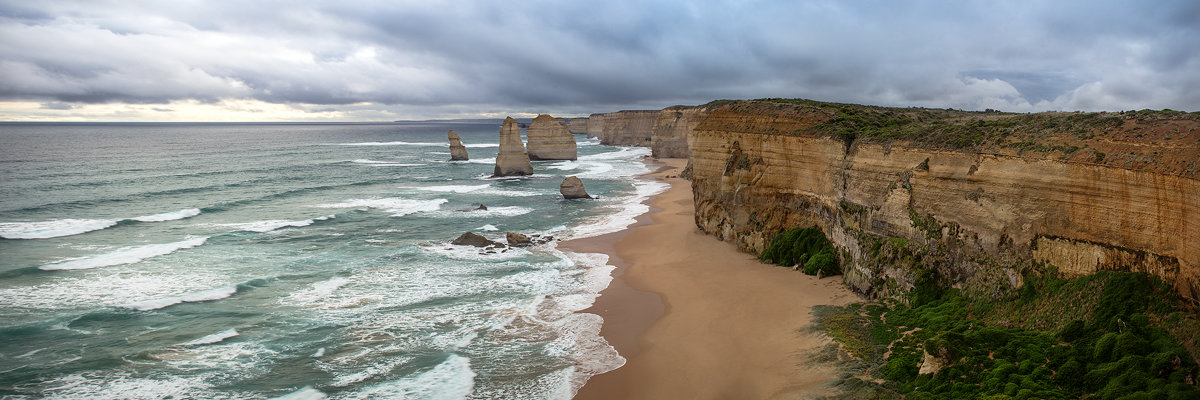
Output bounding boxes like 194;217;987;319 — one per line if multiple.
448;130;468;161
526;114;578;160
492;117;533;177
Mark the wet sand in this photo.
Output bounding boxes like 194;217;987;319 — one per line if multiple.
564;158;857;400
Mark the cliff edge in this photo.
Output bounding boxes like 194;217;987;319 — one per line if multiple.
686;99;1200;302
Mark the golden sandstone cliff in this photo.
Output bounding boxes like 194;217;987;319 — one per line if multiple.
668;100;1199;302
600;110;658;146
526;114;578;160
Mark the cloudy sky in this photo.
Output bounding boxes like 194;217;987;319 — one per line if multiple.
1;0;1197;121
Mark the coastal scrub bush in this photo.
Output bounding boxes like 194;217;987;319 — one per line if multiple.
815;271;1200;398
760;226;839;276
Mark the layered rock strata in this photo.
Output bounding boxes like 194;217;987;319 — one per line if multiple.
601;110;658;146
687;101;1200;302
492;117;533;177
651;106;708;158
587;113;605;139
447;130;468;161
526;114;578;160
567;117;589;135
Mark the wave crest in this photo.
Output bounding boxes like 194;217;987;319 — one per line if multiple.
39;237;209;271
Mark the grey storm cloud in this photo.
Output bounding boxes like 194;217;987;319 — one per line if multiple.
1;0;1198;116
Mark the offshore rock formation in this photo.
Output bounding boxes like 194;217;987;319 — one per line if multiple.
651;106;708;159
560;176;592;199
567;117;589;135
447;130;468;161
452;232;497;247
526;114;578;160
601;110;658;146
493;117;533;177
506;231;532;247
587;113;605;139
686;100;1200;302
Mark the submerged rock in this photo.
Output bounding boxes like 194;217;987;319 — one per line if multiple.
493;117;533;177
506;231;532;247
452;232;497;247
448;130;469;161
560;176;592;199
457;204;488;212
526;114;578;160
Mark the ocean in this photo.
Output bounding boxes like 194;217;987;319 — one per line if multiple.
0;122;664;399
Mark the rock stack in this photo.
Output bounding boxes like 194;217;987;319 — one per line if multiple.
560;176;592;199
526;114;578;160
492;117;533;177
448;130;469;161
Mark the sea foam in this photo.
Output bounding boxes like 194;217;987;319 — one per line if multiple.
269;386;327;400
0;208;202;239
343;355;475;400
39;237;209;271
180;328;239;346
219;219;315;233
124;285;238;311
130;208;202;222
316;198;447;217
350;159;424;167
0;219;118;239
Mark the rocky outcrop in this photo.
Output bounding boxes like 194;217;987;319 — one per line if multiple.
560;176;592;199
601;110;658;146
526;114;578;160
687;100;1200;302
493;117;533;177
506;232;532;247
567;117;589;135
448;130;468;161
587;113;605;139
651;106;708;158
453;232;498;247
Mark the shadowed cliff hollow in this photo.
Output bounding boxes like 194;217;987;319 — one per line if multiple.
679;99;1199;303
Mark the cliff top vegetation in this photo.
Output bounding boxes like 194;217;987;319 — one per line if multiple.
700;98;1200;177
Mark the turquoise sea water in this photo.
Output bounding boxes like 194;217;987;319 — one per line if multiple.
0;122;663;399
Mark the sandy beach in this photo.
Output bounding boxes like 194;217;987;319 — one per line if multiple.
565;158;858;400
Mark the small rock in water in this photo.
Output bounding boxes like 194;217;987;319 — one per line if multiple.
506;232;533;247
560;176;592;199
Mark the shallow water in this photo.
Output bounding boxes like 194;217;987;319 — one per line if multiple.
0;122;663;399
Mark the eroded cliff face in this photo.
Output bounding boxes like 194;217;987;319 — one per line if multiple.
567;117;589;135
688;102;1200;302
587;113;605;139
600;110;658;146
651;106;707;159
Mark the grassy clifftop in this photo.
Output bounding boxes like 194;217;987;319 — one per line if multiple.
702;98;1200;177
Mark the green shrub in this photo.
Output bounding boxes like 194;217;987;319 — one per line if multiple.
760;226;840;276
802;252;838;276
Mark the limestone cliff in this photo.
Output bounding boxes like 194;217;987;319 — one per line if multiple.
601;110;658;146
687;100;1200;302
493;117;533;177
447;130;468;161
567;117;589;135
587;113;605;139
651;106;708;158
526;114;578;160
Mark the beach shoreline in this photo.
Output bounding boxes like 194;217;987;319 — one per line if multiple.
564;157;858;400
